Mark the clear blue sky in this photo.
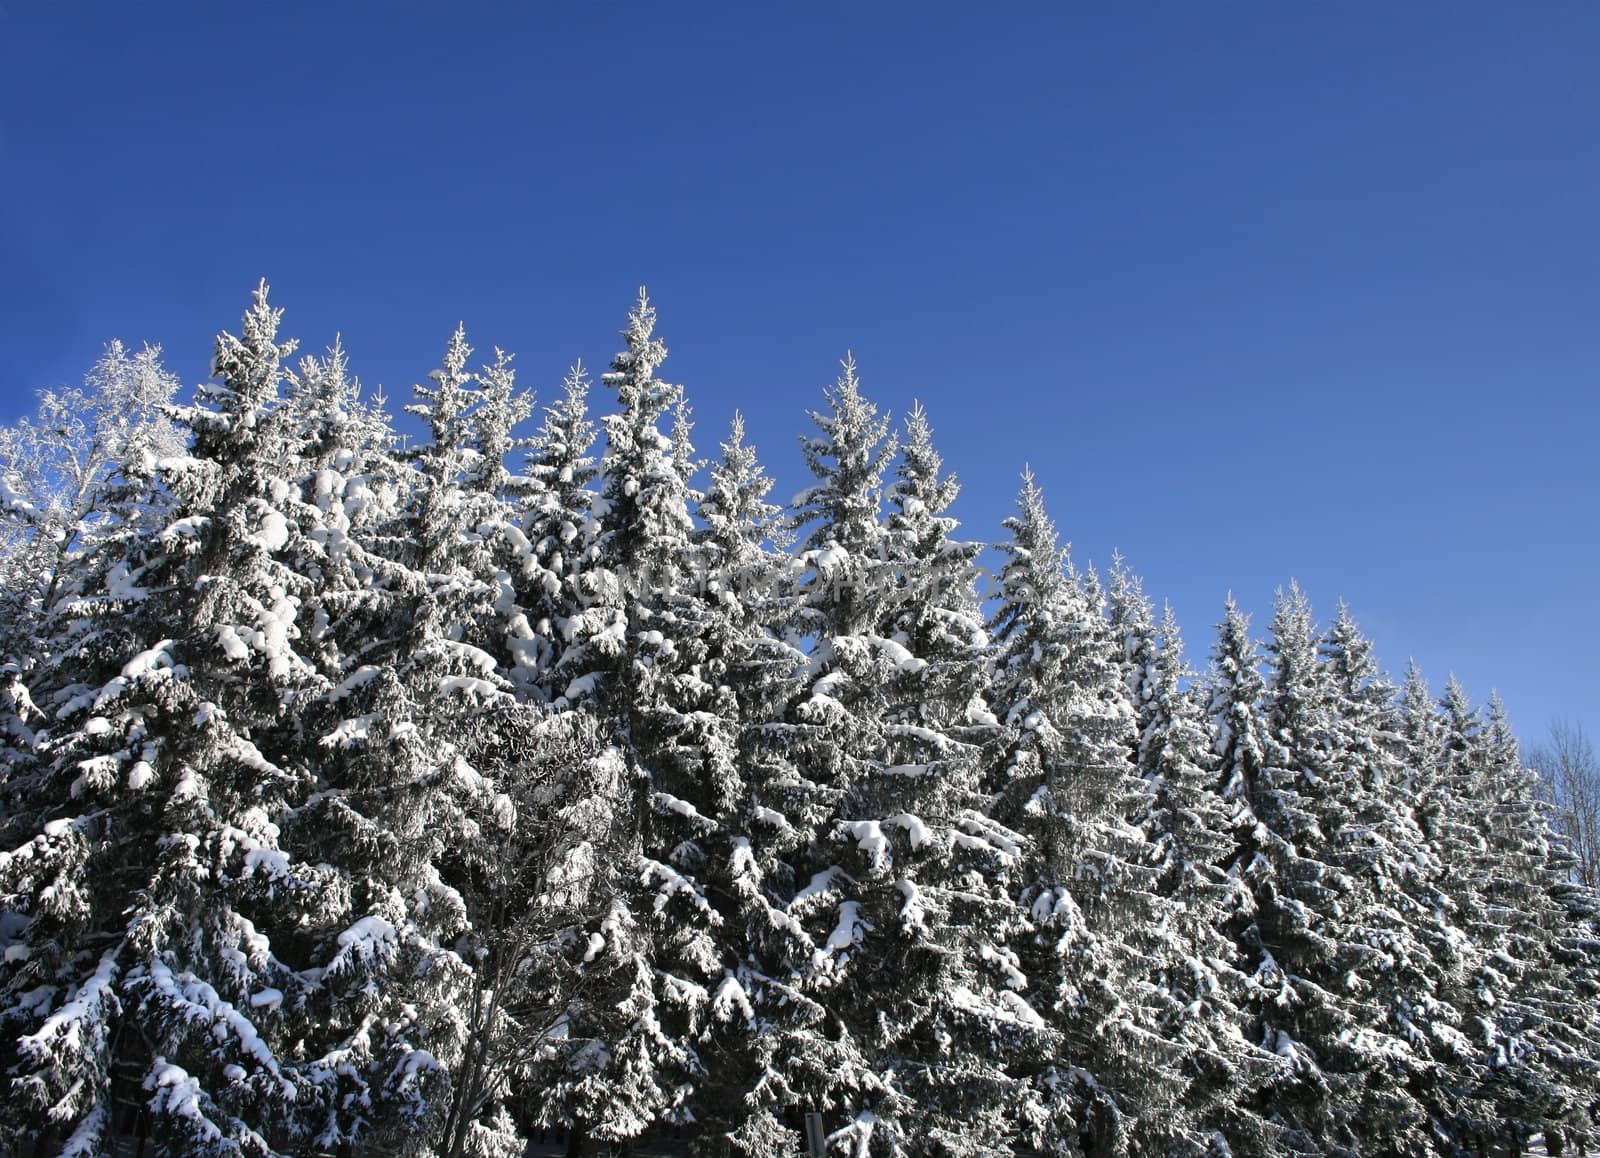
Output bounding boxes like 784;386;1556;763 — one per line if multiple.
2;2;1595;748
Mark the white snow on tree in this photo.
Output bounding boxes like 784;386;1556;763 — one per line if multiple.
2;282;1595;1158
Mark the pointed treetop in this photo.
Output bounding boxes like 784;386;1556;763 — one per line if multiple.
1440;674;1476;732
900;399;931;461
989;466;1076;652
325;332;349;381
205;278;298;420
670;399;697;477
1485;690;1518;751
893;399;960;521
440;322;472;383
1320;599;1383;698
1268;580;1317;664
1079;559;1103;604
407;325;480;467
542;361;595;446
1002;465;1064;566
1266;581;1325;739
1107;553;1155;635
471;345;534;492
808;352;885;441
1401;659;1432;712
1213;595;1260;681
289;335;361;445
793;353;896;555
1398;660;1443;762
700;408;782;562
527;361;596;506
606;288;669;388
1156;601;1188;664
811;352;880;433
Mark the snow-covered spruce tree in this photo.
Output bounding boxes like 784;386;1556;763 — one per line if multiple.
775;371;1042;1156
1208;597;1268;839
0;283;394;1155
0;340;184;870
984;471;1186;1158
656;411;822;1155
279;336;413;679
700;356;899;1155
873;403;1040;1158
789;354;896;645
1525;726;1600;1156
463;343;551;696
535;290;717;1147
1454;695;1600;1154
855;401;1038;1156
282;327;561;1156
1222;584;1432;1156
0;342;185;1155
546;292;686;718
1105;563;1279;1155
514;362;599;700
1313;603;1461;1154
0;419;61;659
881;402;993;748
389;324;553;716
1531;774;1600;1155
1203;596;1309;1156
1424;675;1515;1151
1392;663;1491;1150
470;345;537;501
1419;678;1598;1153
1239;585;1375;1155
399;322;536;630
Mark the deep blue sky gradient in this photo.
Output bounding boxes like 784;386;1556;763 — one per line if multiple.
2;2;1596;746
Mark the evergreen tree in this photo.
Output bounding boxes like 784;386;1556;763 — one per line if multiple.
670;412;817;1154
1223;586;1434;1155
1107;564;1278;1155
1394;663;1488;1151
4;281;1596;1158
281;337;410;678
1208;597;1269;828
986;471;1183;1158
1464;695;1600;1154
882;401;991;744
860;404;1037;1156
1314;604;1450;1155
763;370;1039;1157
790;353;896;641
1427;676;1515;1151
540;291;718;1147
1231;586;1366;1155
2;284;382;1154
291;327;551;1155
515;362;599;700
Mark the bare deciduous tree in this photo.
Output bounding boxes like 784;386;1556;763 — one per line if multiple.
1531;719;1600;893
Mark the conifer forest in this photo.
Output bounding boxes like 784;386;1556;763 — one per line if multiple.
2;284;1596;1158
